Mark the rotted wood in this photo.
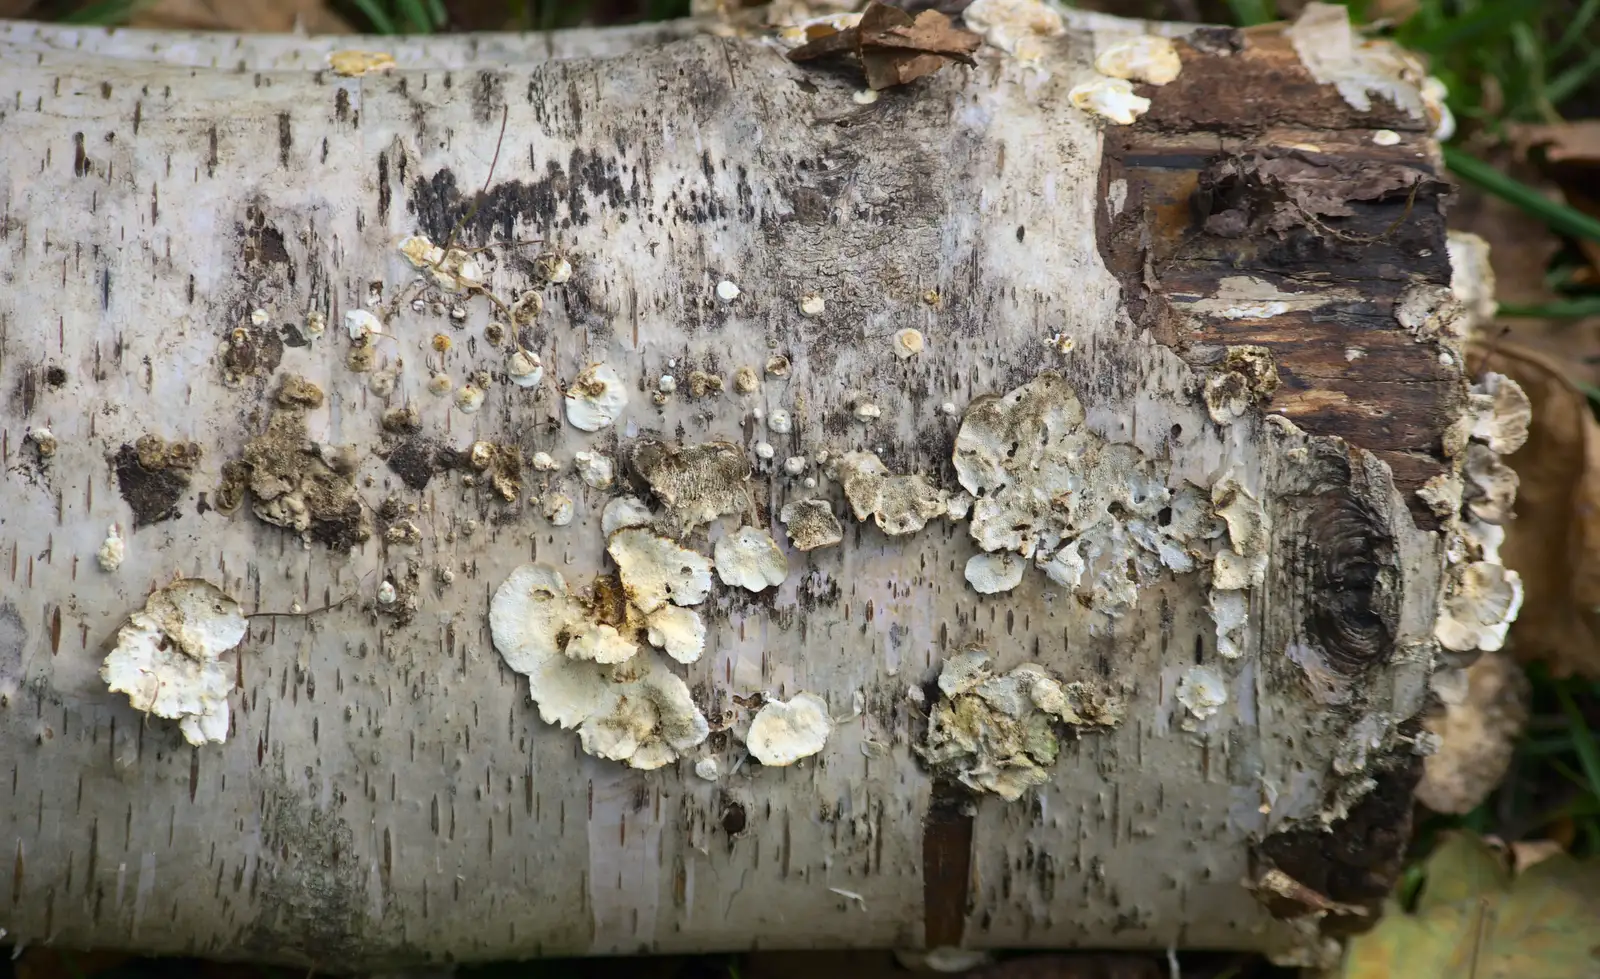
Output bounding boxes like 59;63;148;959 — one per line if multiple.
0;7;1454;970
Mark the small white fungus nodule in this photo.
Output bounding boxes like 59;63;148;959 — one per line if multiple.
565;363;628;432
658;374;677;394
455;384;486;414
747;693;832;766
544;493;575;526
97;524;125;572
101;579;247;745
345;309;382;342
250;308;270;327
965;551;1026;594
1372;129;1401;146
714;526;789;592
768;409;793;434
853;401;882;422
851;89;879;106
1094;35;1182;85
531;451;559;472
783;456;807;476
377;580;398;605
304;311;327;338
754;441;776;461
800;295;826;316
1176;666;1228;722
694;757;721;781
893;328;925;359
716;280;741;302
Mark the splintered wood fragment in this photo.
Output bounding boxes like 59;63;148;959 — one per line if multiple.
787;0;980;89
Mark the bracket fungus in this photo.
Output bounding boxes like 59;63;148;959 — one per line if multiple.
1175;665;1228;727
565;363;628;432
963;0;1064;62
714;527;789;592
836;451;947;535
101;579;247;745
779;499;843;551
1068;78;1151;125
507;349;544;388
608;528;715;612
953;372;1219;608
645;606;707;665
918;648;1123;801
489;564;709;770
964;552;1027;594
1094;35;1182;85
630;439;752;535
747;693;832;766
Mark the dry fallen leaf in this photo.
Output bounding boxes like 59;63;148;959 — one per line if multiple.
1337;831;1600;978
1473;340;1600;678
787;1;981;90
1509;121;1600;165
128;0;351;33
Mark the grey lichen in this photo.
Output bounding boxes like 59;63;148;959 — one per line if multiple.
917;647;1123;801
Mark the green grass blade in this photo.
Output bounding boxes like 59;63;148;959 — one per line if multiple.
427;0;448;26
349;0;401;34
1404;0;1539;54
1225;0;1274;26
60;0;141;24
1555;684;1600;803
1555;0;1600;57
1497;297;1600;318
1547;46;1600;107
395;0;435;32
1444;145;1600;243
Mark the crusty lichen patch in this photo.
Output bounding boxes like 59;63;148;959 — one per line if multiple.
489;564;709;770
220;374;371;550
101;578;247;745
917;647;1122;801
953;372;1220;610
630;439;752;535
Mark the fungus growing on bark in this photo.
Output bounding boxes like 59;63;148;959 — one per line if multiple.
747;693;832;766
714;527;789;592
836;451;946;535
917;648;1122;801
544;492;575;527
601;496;655;537
965;552;1026;594
780;499;843;551
328;49;395;76
575;451;615;490
608;528;715;612
630;439;752;535
490;564;709;770
1435;561;1523;653
344;309;382;342
800;295;825;317
1094;35;1181;85
716;280;740;302
1203;346;1280;424
893;328;926;359
534;251;572;284
1069;78;1150;125
645;606;707;665
507;349;543;388
1176;665;1228;727
768;409;793;434
565;364;627;432
963;0;1064;61
1462;443;1517;524
398;234;484;292
97;525;125;572
101;579;246;745
455;384;486;414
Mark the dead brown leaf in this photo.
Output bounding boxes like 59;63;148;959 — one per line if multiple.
127;0;352;33
1472;339;1600;678
787;0;980;90
1509;121;1600;165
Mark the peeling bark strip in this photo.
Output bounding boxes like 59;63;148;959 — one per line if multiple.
0;7;1456;968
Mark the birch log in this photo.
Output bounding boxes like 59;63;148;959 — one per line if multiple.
0;4;1501;970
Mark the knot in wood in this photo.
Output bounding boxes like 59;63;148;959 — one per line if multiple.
1305;497;1396;674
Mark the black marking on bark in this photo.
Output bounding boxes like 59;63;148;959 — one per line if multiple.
386;437;444;491
376;150;390;220
277;112;292;168
9;363;38;417
335;87;350;123
407;147;629;245
471;70;505;125
1306;494;1397;674
111;444;190;528
72;132;88;177
206;125;219;178
43;367;66;388
0;603;24;686
100;266;110;311
922;780;974;947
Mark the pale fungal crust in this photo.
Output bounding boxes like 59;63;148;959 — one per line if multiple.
1202;346;1280;424
490;565;709;770
1068;78;1151;126
779;499;844;551
953;372;1220;609
455;384;486;413
1094;35;1181;85
917;648;1122;801
564;363;628;432
693;757;720;781
101;579;247;745
767;409;793;434
1175;665;1227;727
799;294;825;317
608;527;714;612
427;374;453;397
963;0;1064;63
575;451;615;490
507;349;544;388
1372;129;1401;146
964;552;1026;594
1209;589;1248;659
535;251;572;284
835;451;946;536
715;279;740;302
1416;471;1465;518
601;495;655;537
97;524;125;572
630;439;752;535
713;527;789;592
344;309;382;342
746;693;832;767
544;492;575;526
564;622;639;665
397;234;484;292
1393;283;1467;346
327;49;395;76
1435;561;1523;653
1211;474;1269;589
645;606;707;665
893;328;926;359
530;451;559;472
774;11;861;47
1284;3;1437;126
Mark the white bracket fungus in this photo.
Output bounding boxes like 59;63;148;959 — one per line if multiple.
455;384;486;414
101;579;247;745
964;552;1026;595
747;693;832;767
799;295;826;317
97;524;125;572
1211;474;1269;590
963;0;1064;62
531;451;559;472
1094;35;1182;85
507;349;544;388
1464;372;1531;456
398;234;484;292
344;309;382;342
543;492;575;527
768;409;793;434
779;499;843;551
1209;589;1249;660
953;372;1220;609
1436;561;1523;653
694;757;721;781
575;451;615;490
1175;665;1228;728
601;495;655;537
608;528;714;612
565;363;628;432
836;451;947;535
917;648;1123;801
716;279;740;302
490;564;709;770
714;527;789;593
1068;78;1151;125
645;606;707;665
